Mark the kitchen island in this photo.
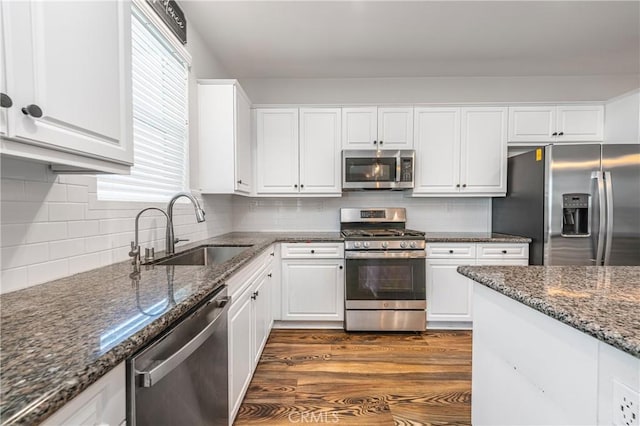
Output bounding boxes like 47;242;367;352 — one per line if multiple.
458;265;640;426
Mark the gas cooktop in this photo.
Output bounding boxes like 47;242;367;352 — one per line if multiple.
341;228;425;239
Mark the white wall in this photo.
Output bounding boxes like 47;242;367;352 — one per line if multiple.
605;89;640;144
0;20;233;294
240;75;639;105
232;193;491;233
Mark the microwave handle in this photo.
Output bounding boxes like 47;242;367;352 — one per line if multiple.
395;155;402;182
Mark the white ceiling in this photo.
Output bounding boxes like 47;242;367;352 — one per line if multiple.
181;1;640;79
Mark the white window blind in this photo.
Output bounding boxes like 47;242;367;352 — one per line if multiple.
98;5;188;202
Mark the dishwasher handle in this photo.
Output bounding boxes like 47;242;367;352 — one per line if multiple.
136;294;230;388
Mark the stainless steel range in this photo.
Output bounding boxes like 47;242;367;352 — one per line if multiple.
341;208;426;331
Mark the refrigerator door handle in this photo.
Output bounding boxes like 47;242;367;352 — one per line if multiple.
603;171;614;265
591;171;606;265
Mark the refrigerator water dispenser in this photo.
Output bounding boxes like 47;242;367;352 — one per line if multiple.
562;193;590;237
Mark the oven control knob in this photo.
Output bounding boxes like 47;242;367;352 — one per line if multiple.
400;242;407;248
354;241;361;248
410;241;417;248
381;242;388;249
363;241;370;248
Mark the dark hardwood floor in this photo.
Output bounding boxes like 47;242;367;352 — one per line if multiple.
234;329;472;425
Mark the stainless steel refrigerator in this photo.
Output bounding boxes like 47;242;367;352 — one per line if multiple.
492;144;640;265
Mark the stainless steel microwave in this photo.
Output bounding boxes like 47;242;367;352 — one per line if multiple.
342;150;415;190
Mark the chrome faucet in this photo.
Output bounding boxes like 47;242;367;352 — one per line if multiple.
129;207;172;267
166;192;206;255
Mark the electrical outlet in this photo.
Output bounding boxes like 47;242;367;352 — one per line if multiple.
613;381;640;426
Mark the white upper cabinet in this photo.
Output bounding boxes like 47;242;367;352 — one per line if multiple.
256;108;299;194
1;0;132;173
413;107;507;196
342;107;377;149
299;108;342;194
508;105;604;143
460;107;508;194
342;106;413;149
198;80;252;195
256;107;341;196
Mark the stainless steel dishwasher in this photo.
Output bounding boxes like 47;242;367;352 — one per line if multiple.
127;287;230;426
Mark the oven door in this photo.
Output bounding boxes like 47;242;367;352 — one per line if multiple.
345;251;426;309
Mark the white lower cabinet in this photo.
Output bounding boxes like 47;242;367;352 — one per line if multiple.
41;363;125;426
426;259;475;323
280;243;345;323
426;242;528;329
227;245;276;424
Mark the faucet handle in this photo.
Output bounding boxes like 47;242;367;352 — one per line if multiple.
174;238;190;245
129;241;139;257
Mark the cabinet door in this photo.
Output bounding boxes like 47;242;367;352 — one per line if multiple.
342;107;377;149
228;288;254;421
508;106;556;143
299;108;341;194
0;3;8;138
252;272;272;365
426;259;475;322
377;107;414;149
3;1;132;164
256;109;299;193
282;259;344;321
460;107;507;195
413;108;461;194
235;87;252;193
556;105;604;142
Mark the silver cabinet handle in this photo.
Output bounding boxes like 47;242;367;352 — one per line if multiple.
603;171;614;265
136;296;230;387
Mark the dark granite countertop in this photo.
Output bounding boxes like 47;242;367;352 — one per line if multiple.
457;265;640;359
0;232;341;425
424;232;531;243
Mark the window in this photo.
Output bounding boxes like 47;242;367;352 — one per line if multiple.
98;5;188;202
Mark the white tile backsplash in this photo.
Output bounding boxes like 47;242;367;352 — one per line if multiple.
1;158;491;293
1;157;234;294
231;192;492;233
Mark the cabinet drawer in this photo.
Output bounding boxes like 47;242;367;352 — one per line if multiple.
477;244;528;259
281;242;344;259
426;244;475;259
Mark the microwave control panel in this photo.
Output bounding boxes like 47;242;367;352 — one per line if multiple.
400;158;413;182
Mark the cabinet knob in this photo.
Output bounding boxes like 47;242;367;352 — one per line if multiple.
0;93;13;108
379;140;383;145
462;184;467;188
311;249;315;254
339;265;343;270
251;290;259;300
373;140;378;145
449;250;454;254
270;252;275;256
552;132;558;136
456;184;460;188
267;273;272;278
237;179;242;184
502;250;507;254
294;184;298;188
21;104;43;118
300;184;304;188
558;132;564;136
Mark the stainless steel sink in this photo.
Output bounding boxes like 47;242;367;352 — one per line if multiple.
151;245;252;266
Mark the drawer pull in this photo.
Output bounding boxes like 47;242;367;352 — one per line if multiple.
449;250;454;254
502;250;507;254
311;249;315;254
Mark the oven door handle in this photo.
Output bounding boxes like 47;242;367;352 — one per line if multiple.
345;251;426;259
